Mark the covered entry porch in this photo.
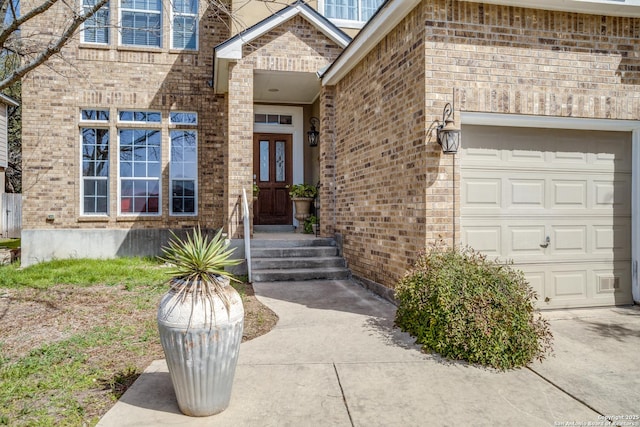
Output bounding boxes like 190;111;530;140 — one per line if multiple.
210;1;350;237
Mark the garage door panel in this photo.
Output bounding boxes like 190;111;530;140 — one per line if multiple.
461;125;632;309
593;223;631;253
462;226;501;256
510;226;546;253
551;226;587;253
552;180;587;208
593;178;631;209
463;178;501;207
509;179;545;207
551;150;588;163
552;271;587;298
508;149;545;163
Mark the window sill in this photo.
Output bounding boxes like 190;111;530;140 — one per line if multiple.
78;216;110;222
169;49;199;55
116;45;164;53
79;43;111;50
116;215;162;222
326;18;366;29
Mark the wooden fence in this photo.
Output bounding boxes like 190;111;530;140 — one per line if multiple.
1;193;21;238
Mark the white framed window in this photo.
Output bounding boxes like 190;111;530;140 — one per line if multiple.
170;112;197;215
120;0;162;47
320;0;383;27
171;0;198;50
82;0;110;44
80;110;110;215
118;111;162;215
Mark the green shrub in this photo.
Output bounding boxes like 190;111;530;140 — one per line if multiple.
395;244;553;370
303;215;317;234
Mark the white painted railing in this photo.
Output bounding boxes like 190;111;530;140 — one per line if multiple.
242;188;252;283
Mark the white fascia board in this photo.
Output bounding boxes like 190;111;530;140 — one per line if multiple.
461;112;640;132
322;0;421;86
464;0;640;17
214;3;350;94
216;4;350;60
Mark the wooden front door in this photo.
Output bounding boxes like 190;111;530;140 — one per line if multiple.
253;133;293;225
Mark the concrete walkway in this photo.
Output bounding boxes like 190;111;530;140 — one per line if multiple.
97;280;640;427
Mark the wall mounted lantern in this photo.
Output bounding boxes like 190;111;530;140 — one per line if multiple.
307;117;320;147
435;103;461;154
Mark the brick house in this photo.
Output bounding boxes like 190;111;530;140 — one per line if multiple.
21;0;640;309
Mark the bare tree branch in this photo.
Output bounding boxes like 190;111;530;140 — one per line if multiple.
0;0;108;91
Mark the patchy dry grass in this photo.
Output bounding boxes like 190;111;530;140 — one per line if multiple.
0;258;277;426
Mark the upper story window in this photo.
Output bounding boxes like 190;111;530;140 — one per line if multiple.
82;0;110;44
321;0;383;27
120;0;162;48
171;0;198;50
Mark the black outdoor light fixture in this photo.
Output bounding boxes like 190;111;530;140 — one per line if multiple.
435;102;461;154
308;117;320;147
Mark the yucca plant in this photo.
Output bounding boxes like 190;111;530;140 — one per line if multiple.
160;226;241;321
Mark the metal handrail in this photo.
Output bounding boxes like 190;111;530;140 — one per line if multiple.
314;182;320;237
242;188;252;283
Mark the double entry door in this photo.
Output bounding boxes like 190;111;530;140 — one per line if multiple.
253;133;292;225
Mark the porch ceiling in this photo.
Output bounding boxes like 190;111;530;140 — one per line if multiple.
254;71;321;104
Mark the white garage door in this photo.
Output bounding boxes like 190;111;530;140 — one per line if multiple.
460;125;633;309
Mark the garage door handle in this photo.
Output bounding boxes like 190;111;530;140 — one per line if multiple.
540;236;550;248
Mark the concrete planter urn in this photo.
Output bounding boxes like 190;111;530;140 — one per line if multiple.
288;184;318;232
292;197;314;228
158;227;243;417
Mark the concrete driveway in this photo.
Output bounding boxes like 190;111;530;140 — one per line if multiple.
98;280;640;427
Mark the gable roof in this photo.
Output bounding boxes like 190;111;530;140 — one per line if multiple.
212;0;351;94
322;0;640;86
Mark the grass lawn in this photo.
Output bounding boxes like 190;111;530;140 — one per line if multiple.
0;257;277;426
0;239;20;250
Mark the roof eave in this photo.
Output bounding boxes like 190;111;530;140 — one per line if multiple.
213;1;351;94
322;0;640;87
465;0;640;17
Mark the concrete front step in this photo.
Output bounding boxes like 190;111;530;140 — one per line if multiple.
252;267;351;282
252;256;346;270
252;246;338;258
250;238;336;248
249;236;349;282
